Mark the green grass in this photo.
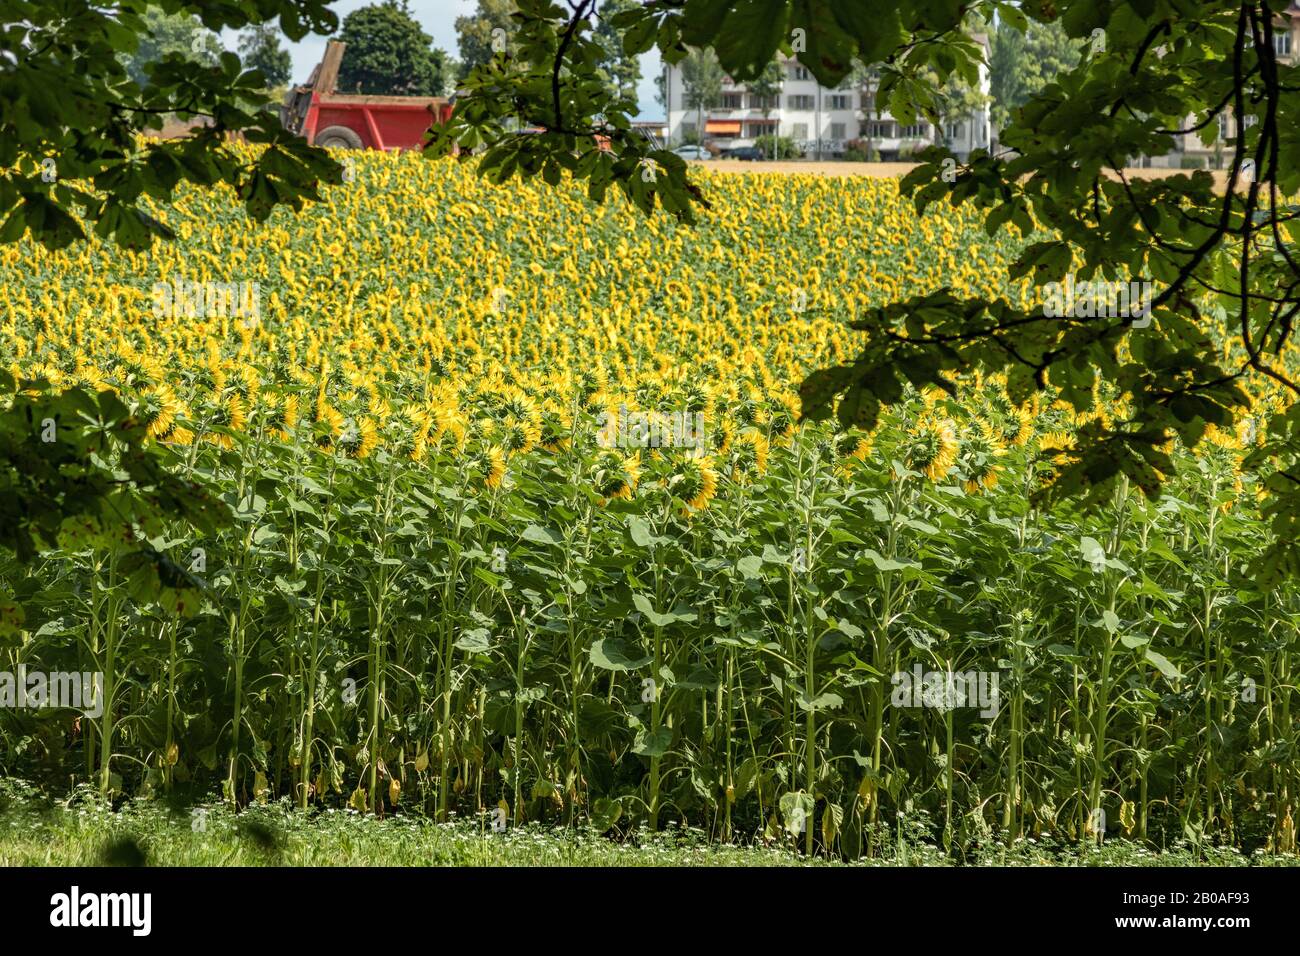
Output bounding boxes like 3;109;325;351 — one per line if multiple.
0;799;840;867
1;786;1296;867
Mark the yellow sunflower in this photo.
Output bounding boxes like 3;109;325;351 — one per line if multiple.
495;411;543;456
729;428;770;484
1038;430;1076;466
539;414;571;453
139;383;182;440
834;429;873;476
998;404;1033;448
339;417;379;459
205;393;246;450
262;392;299;442
905;415;959;482
314;397;346;450
428;400;467;452
469;445;507;490
594;450;641;502
674;456;719;512
959;420;1005;494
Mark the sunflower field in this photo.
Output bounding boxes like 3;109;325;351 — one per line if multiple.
1;147;1296;859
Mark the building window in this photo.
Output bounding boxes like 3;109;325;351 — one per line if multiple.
790;64;810;80
826;94;851;110
788;94;814;110
792;122;809;140
946;121;964;140
1217;112;1230;141
868;121;895;139
1276;32;1292;56
830;122;846;141
749;93;776;110
899;123;928;138
720;93;743;109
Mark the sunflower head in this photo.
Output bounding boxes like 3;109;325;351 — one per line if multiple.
635;377;669;407
261;392;299;442
205;393;246;450
593;450;640;502
993;404;1032;448
139;383;182;440
959;420;1004;494
117;351;164;389
313;397;346;450
393;406;431;462
680;378;714;417
672;455;719;513
427;350;452;379
835;428;873;463
765;393;801;444
494;411;543;456
904;415;958;483
467;444;507;490
577;366;608;403
493;386;540;422
534;413;569;453
1037;429;1077;467
728;428;769;484
337;417;379;459
733;386;765;428
1204;423;1241;451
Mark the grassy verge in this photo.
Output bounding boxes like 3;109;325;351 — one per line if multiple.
0;791;1295;867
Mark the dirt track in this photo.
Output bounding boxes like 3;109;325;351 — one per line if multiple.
698;160;920;177
696;159;1232;189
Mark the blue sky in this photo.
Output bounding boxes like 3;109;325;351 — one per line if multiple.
235;0;665;120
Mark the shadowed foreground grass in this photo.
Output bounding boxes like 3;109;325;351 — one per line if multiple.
1;791;1296;867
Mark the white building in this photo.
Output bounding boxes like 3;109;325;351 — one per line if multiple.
1141;3;1299;168
662;42;991;161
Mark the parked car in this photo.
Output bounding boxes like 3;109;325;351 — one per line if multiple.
721;146;765;161
671;145;713;160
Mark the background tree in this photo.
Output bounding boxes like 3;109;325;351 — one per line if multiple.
238;23;293;90
929;68;990;148
593;0;643;99
849;61;881;161
753;133;800;159
120;8;223;87
679;48;724;148
337;0;455;97
747;60;784;159
988;17;1081;133
455;0;518;83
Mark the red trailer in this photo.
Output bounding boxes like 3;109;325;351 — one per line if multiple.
281;41;453;150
